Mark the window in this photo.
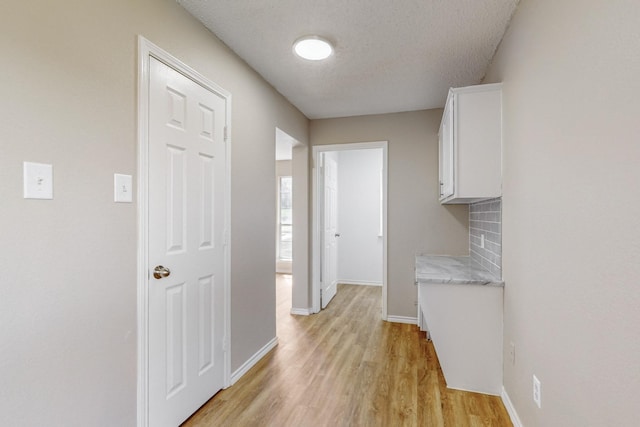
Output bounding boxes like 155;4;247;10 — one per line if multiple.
278;176;293;260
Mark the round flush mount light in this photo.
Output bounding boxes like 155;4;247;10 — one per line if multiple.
293;36;333;61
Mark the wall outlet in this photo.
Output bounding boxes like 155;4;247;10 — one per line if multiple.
480;234;485;248
509;342;515;365
533;375;542;408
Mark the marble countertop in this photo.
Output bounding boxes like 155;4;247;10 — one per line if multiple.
415;255;504;286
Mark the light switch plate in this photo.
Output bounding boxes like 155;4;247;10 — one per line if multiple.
114;174;133;203
24;162;53;199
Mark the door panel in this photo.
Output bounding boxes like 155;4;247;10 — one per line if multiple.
197;275;214;374
322;154;339;308
199;154;215;249
148;57;226;427
439;97;454;199
165;282;187;398
166;145;186;253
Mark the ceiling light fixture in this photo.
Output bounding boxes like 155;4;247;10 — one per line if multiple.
293;36;333;61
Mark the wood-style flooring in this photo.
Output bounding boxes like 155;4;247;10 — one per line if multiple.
182;275;512;426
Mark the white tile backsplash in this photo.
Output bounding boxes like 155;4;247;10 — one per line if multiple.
470;198;502;278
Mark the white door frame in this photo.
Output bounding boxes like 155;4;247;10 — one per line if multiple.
136;36;232;427
311;141;388;319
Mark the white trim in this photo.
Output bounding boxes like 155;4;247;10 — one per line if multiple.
230;337;279;385
311;142;388;319
338;280;382;287
136;36;232;427
501;387;524;427
136;35;151;427
290;307;312;316
276;265;293;274
386;315;418;325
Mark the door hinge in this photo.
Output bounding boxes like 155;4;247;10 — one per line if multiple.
223;126;228;142
222;335;228;352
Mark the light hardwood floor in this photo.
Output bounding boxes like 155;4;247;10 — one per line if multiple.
182;275;512;427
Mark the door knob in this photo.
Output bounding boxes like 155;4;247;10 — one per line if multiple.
334;233;341;237
153;265;171;279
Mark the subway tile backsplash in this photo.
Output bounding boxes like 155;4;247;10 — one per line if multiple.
470;198;502;278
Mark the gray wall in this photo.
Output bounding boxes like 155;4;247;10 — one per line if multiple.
291;144;310;310
484;0;640;424
276;160;293;177
0;1;308;425
310;110;469;317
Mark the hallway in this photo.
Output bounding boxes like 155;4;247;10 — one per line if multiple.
182;277;511;426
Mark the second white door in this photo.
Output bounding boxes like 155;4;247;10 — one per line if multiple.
322;154;338;308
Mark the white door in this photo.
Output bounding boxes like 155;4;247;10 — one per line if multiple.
321;154;339;308
148;57;227;427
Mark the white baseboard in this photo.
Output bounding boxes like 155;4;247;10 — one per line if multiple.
386;315;417;325
338;280;383;287
501;386;523;427
230;337;278;385
290;307;311;316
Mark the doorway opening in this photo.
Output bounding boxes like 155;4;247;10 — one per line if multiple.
311;142;388;319
275;128;297;334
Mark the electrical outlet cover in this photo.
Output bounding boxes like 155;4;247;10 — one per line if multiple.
533;374;541;408
114;174;133;203
24;162;53;199
509;342;516;365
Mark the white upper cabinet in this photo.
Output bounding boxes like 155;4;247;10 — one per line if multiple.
438;83;502;204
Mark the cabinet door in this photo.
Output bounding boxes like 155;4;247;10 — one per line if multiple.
439;98;454;199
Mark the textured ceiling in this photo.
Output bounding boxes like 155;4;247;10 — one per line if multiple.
178;0;519;119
